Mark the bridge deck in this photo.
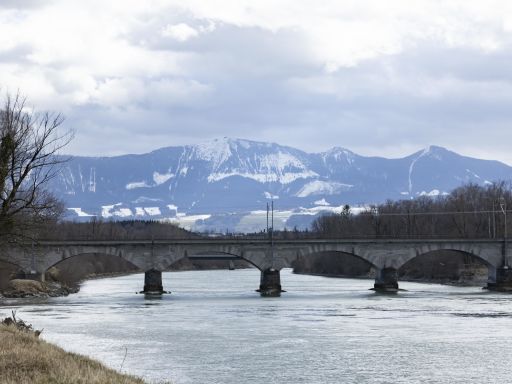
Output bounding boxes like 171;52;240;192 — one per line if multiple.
33;238;507;246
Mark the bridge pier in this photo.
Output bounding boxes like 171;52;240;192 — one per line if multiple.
373;267;399;292
142;269;164;294
257;268;283;297
487;266;512;292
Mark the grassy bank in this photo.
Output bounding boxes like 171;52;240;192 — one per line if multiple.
0;324;146;384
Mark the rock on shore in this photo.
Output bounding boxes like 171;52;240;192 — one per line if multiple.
1;279;78;299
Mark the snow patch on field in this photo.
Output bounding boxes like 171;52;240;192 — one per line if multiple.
418;189;449;197
144;207;161;216
116;208;133;217
264;192;279;199
101;203;122;218
163;214;211;230
67;208;95;217
132;196;162;203
314;198;330;206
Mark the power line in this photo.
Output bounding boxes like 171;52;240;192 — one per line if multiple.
358;209;511;217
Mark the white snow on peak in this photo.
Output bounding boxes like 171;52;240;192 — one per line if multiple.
260;152;306;171
314;198;330;206
237;139;252;149
207;151;317;184
135;207;146;216
322;147;355;165
422;145;444;160
296;180;353;197
194;137;232;169
153;171;174;185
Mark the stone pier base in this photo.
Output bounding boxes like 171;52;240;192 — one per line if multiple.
142;269;164;294
257;268;283;297
486;266;512;292
16;271;45;282
373;267;399;292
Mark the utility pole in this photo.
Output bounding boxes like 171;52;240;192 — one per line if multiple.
500;197;508;268
493;200;497;239
271;200;274;265
271;199;274;248
266;202;269;236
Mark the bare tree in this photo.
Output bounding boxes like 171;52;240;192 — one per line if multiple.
0;93;73;243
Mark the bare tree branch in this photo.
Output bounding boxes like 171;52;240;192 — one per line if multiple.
0;92;73;244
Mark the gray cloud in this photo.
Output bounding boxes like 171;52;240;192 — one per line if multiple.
0;0;50;9
2;2;512;165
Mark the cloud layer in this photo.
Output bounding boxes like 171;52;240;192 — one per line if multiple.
1;1;512;163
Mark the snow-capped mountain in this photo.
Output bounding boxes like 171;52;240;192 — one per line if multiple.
51;138;512;231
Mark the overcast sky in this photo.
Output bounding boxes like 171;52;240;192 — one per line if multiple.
1;1;512;164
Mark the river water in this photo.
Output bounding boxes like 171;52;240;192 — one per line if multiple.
2;269;512;384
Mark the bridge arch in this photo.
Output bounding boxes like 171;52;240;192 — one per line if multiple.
40;246;150;273
294;244;379;269
394;243;501;270
165;250;262;270
292;250;378;277
397;248;493;284
43;251;140;280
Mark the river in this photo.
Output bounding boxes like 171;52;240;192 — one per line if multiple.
2;269;512;383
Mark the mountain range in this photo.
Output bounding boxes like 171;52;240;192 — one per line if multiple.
50;138;512;232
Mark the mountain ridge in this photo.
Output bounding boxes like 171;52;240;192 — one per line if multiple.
51;138;512;231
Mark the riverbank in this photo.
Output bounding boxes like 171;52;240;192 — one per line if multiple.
293;271;487;287
0;323;148;384
0;279;79;299
0;253;251;299
292;250;488;287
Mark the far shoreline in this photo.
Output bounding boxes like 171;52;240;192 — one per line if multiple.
292;270;488;288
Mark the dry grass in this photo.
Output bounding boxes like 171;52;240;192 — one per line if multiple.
0;324;147;384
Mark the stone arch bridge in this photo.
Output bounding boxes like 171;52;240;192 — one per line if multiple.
2;239;511;295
